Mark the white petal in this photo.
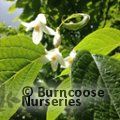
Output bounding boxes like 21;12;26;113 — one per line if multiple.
54;48;60;53
70;50;76;58
43;55;50;63
45;53;52;61
41;24;55;35
51;61;58;71
64;56;70;61
21;22;31;31
65;61;71;68
46;48;58;56
57;54;65;66
21;21;36;31
64;57;71;68
29;21;37;27
36;14;47;24
53;31;61;47
45;48;65;71
51;48;58;53
32;29;43;45
61;57;70;68
53;48;65;66
45;48;58;61
21;21;29;27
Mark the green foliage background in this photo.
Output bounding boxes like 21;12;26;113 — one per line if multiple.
2;0;120;49
0;0;120;120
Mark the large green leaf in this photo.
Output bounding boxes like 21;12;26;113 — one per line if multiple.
112;53;120;60
75;28;120;55
0;35;45;120
53;27;120;119
71;51;120;119
94;78;119;120
71;51;100;119
93;54;120;118
59;28;120;78
47;78;71;120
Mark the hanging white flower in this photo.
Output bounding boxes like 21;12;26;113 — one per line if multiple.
45;48;65;71
63;49;77;68
53;28;61;47
21;14;55;45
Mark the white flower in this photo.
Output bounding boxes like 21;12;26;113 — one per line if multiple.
53;29;61;47
45;48;65;71
21;14;55;45
63;49;77;68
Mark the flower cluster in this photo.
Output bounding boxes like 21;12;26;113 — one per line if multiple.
21;14;76;71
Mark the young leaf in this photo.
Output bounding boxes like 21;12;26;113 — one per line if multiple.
57;68;70;78
62;13;90;30
75;28;120;55
0;35;45;120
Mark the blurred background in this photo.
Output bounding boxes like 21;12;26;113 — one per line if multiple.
0;0;22;27
0;0;119;120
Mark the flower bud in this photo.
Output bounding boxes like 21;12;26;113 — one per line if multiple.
53;30;61;47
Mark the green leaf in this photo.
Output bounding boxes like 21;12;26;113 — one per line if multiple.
47;78;71;120
57;68;70;78
10;97;21;103
93;54;120;118
72;51;99;86
0;35;45;120
71;51;120;119
71;51;100;119
8;4;16;13
112;53;120;60
75;28;120;55
7;101;13;108
94;78;119;120
62;13;90;31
